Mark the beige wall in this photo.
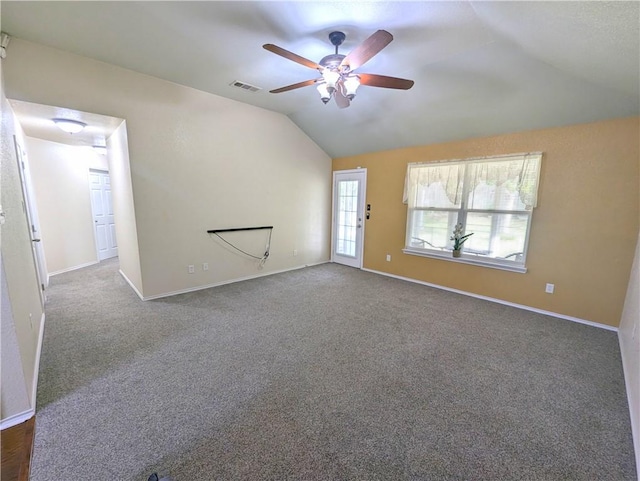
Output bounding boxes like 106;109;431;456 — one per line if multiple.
620;231;640;473
0;72;44;420
107;121;143;295
1;256;30;420
333;117;639;327
4;39;332;299
26;137;109;275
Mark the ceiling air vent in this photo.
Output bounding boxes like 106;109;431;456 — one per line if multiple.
230;80;261;93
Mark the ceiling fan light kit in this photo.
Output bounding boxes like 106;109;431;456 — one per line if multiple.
263;30;414;109
316;82;331;104
321;69;341;94
343;76;360;100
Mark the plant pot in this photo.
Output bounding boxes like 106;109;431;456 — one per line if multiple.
452;249;461;258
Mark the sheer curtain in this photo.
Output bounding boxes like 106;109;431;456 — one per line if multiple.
403;162;464;206
404;153;541;210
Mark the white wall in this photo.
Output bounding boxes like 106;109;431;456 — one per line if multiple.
26;137;108;275
0;66;44;423
619;231;640;479
107;121;143;294
4;39;332;299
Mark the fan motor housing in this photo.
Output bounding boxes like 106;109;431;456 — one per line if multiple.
319;54;345;69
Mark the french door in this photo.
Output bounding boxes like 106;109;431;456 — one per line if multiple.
332;169;366;268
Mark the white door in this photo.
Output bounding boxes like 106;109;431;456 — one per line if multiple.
332;169;366;268
89;170;118;260
14;136;47;306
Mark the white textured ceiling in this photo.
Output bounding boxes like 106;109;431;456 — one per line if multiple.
2;1;638;158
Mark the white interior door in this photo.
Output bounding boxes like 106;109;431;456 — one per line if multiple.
90;170;118;260
332;169;366;268
14;136;47;306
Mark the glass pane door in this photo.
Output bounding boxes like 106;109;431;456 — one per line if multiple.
336;180;358;257
332;170;366;268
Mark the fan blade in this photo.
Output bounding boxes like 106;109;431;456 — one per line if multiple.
334;89;350;109
263;44;322;70
269;79;319;93
340;30;393;71
359;73;414;90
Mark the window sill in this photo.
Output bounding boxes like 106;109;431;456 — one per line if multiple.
402;248;527;273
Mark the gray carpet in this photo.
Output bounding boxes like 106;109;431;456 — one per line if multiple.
32;258;636;480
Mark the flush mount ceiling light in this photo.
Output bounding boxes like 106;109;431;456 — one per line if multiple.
52;118;87;134
263;30;414;109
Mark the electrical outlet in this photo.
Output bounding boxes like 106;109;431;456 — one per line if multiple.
29;313;33;330
386;254;391;262
188;265;195;274
203;263;209;271
293;249;298;256
545;283;555;294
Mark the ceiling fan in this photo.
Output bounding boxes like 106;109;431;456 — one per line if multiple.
263;30;414;109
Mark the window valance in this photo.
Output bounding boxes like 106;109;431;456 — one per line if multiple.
403;153;543;211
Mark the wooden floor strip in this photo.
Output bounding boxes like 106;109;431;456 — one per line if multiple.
1;416;35;481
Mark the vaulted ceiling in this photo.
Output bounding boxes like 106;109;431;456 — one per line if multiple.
2;1;639;158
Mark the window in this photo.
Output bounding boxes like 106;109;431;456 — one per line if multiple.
336;180;359;257
403;152;542;272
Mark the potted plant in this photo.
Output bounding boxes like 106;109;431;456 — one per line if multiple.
451;223;473;257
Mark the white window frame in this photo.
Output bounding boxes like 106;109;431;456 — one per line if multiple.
402;153;542;273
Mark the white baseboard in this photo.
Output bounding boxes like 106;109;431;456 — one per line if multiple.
0;409;35;430
30;312;46;411
119;269;144;300
139;261;330;301
49;260;98;277
362;268;617;332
